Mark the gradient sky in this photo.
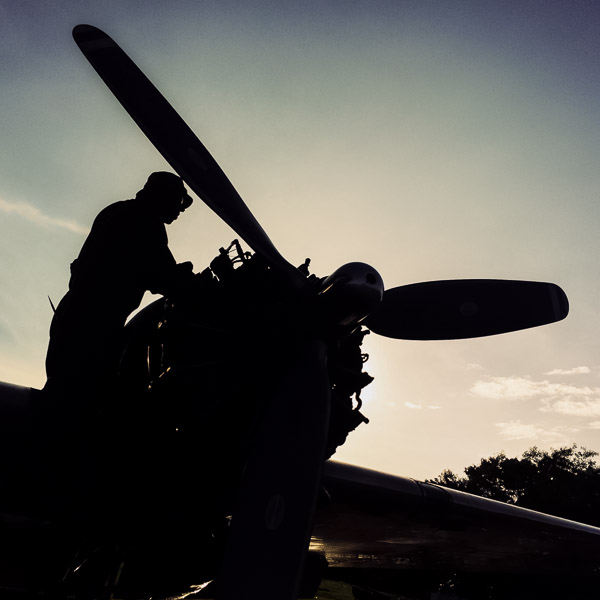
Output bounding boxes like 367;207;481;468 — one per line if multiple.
1;1;599;479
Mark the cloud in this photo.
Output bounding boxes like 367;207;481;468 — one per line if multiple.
466;362;483;371
541;398;600;417
495;420;575;442
545;366;591;375
0;197;88;235
471;376;598;401
471;377;540;399
474;375;600;432
404;402;441;410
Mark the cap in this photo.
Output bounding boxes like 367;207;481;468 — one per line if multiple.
144;171;193;207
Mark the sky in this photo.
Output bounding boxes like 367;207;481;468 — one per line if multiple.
1;1;600;480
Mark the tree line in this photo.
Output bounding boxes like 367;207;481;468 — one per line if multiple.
427;444;600;526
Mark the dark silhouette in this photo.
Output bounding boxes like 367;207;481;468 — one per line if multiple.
44;171;194;400
39;172;195;525
429;444;600;526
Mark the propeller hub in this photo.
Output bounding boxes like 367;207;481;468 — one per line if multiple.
318;262;384;328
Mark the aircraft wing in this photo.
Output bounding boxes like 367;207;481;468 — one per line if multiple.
314;461;600;592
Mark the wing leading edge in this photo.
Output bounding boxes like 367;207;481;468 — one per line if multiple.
314;461;600;577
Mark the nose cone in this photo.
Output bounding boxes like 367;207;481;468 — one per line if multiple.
319;262;384;327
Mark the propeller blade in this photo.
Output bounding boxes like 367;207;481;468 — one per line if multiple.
366;279;569;340
72;24;303;287
218;339;330;599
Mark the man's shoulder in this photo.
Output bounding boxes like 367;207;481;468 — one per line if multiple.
93;199;150;228
93;199;166;243
97;199;137;218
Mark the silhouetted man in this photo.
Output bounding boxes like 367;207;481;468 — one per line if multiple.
38;172;196;530
44;171;194;406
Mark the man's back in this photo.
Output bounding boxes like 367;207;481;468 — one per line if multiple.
45;172;194;384
69;198;174;323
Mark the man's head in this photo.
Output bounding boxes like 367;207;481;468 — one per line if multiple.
141;171;193;224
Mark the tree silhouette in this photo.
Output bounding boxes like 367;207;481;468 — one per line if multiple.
428;444;600;526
